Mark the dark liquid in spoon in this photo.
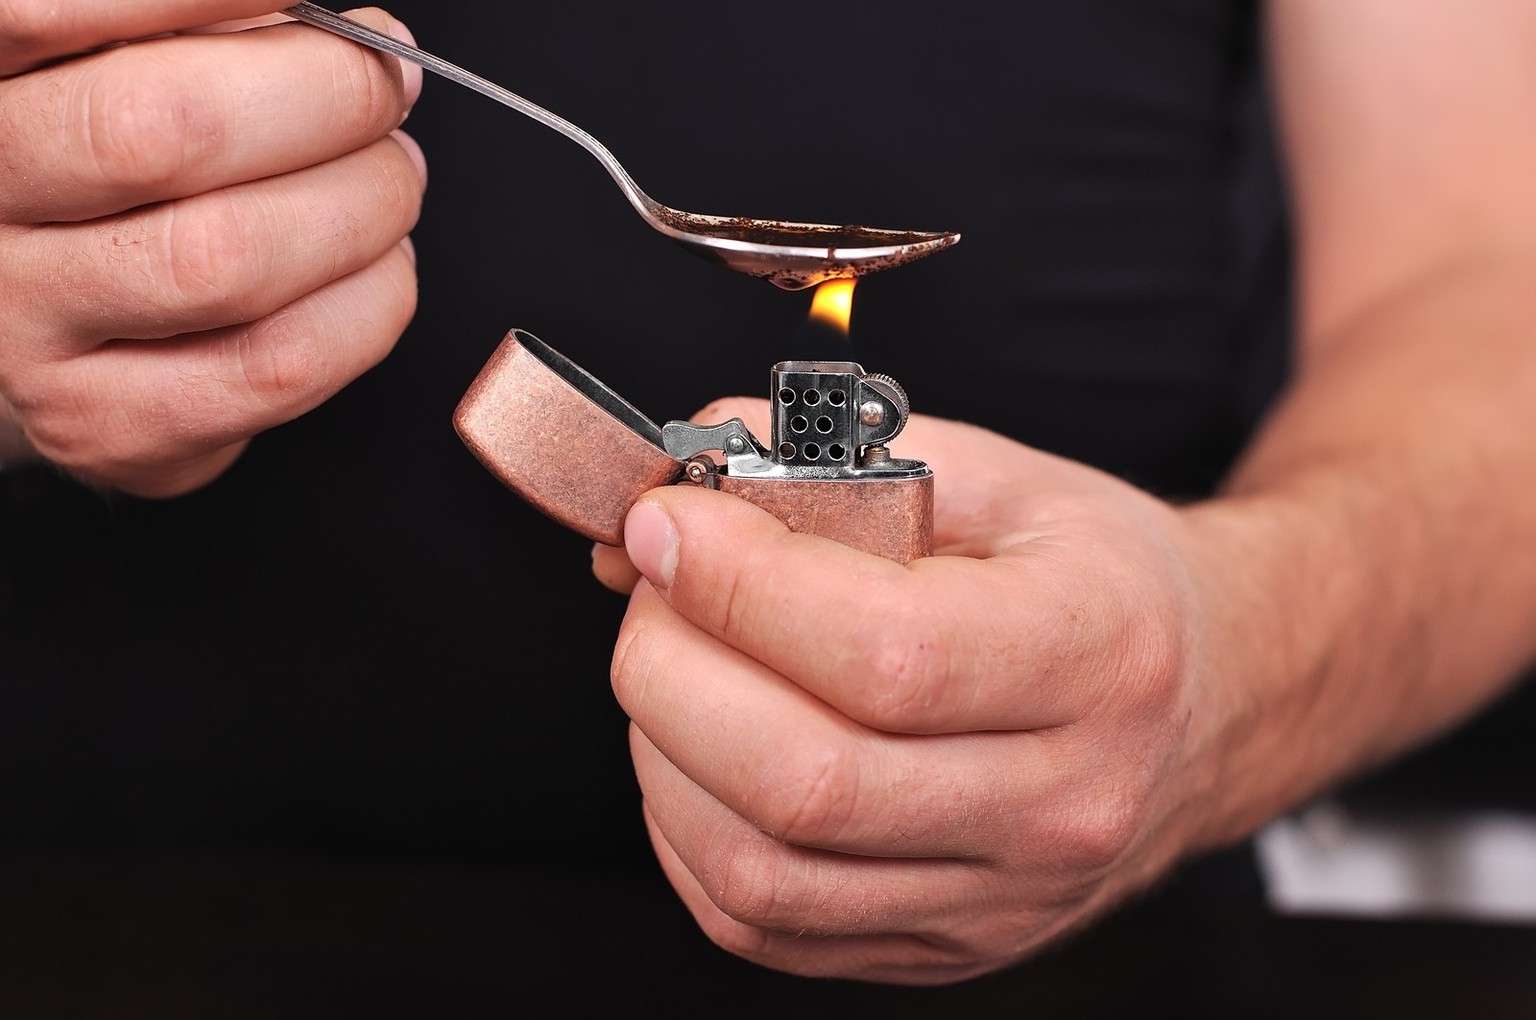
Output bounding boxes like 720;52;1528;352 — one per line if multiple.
681;218;942;249
661;213;960;291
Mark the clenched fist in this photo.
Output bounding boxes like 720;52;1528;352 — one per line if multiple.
0;3;425;496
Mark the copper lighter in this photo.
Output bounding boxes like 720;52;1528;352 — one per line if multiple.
453;329;933;563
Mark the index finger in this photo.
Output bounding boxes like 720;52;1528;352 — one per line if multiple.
0;10;420;224
0;1;286;75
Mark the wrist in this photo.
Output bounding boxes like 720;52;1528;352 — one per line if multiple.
1176;453;1536;852
1173;492;1364;850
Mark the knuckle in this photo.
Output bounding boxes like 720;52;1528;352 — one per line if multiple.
10;360;237;496
698;915;773;963
841;607;952;732
1111;591;1187;713
233;308;331;413
81;57;212;189
9;400;71;464
746;744;861;846
376;142;426;222
1052;786;1147;874
0;0;62;67
608;613;655;705
344;141;424;242
329;31;407;133
711;562;753;641
23;385;135;475
699;832;811;931
156;196;258;318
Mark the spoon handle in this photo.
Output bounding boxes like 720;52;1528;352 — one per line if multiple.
282;3;648;211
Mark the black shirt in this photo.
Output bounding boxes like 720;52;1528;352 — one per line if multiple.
3;2;1533;1012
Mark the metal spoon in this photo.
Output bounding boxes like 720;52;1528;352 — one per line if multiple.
283;3;960;290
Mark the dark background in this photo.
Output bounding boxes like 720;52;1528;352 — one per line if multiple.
2;1;1534;1015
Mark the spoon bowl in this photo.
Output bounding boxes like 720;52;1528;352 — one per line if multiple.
284;3;960;290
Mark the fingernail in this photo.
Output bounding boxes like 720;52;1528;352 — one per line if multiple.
386;17;424;107
624;500;679;590
390;128;428;188
384;14;417;46
399;234;416;267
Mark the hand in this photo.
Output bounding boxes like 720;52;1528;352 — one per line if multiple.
0;4;425;495
595;397;1247;985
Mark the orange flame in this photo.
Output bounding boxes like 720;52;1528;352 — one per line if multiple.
807;278;856;336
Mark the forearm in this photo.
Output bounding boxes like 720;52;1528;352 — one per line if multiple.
1182;255;1536;847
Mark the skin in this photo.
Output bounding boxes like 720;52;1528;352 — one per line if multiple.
4;0;1534;991
592;0;1536;985
0;3;424;496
